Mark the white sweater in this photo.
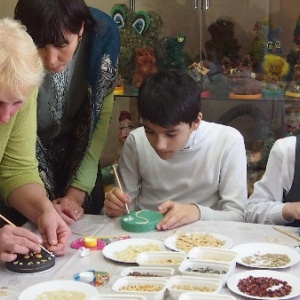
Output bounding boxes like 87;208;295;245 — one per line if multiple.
246;136;296;225
118;120;246;222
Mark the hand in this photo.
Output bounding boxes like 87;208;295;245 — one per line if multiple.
282;202;300;222
0;225;42;262
156;200;200;231
52;197;84;226
104;187;130;217
36;207;71;256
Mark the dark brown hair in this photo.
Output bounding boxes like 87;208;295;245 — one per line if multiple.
14;0;96;47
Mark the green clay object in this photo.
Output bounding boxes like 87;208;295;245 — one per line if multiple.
121;210;163;232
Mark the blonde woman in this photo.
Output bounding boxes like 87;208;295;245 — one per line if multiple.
0;18;70;262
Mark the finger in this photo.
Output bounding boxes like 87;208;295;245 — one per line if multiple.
59;212;76;226
61;208;80;222
47;232;70;255
12;227;43;245
0;252;17;262
105;202;126;217
157;211;184;231
105;194;128;212
43;227;59;247
158;200;175;214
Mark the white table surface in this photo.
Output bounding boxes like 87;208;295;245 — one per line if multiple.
1;215;300;300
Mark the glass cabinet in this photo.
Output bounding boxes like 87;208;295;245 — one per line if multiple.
98;0;300;195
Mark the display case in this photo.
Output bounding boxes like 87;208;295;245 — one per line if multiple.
98;0;300;195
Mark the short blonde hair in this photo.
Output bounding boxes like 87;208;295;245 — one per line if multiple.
0;18;44;100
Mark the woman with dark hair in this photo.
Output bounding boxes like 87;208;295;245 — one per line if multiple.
14;0;120;225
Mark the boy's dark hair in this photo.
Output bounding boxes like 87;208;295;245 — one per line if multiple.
14;0;96;48
138;70;201;127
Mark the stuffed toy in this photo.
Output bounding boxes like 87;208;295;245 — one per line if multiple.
205;19;241;66
133;46;158;88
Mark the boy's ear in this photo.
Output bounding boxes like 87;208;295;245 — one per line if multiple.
193;112;202;129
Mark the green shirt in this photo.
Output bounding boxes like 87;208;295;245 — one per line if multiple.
0;90;43;202
71;91;114;194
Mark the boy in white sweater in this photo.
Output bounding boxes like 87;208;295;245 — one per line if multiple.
104;70;247;230
246;136;300;226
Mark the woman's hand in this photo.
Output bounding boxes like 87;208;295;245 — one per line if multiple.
0;225;42;262
104;187;130;217
156;200;200;230
52;187;85;225
52;197;84;225
36;206;71;256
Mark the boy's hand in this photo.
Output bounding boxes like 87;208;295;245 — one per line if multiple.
156;200;200;230
104;187;130;217
282;202;300;222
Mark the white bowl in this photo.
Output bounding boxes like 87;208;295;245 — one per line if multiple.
112;276;167;300
136;251;186;273
178;259;233;286
179;292;236;300
90;295;146;300
187;247;237;267
121;266;174;278
166;275;222;300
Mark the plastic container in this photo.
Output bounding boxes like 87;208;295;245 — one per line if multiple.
121;266;174;278
178;293;236;300
112;277;167;300
178;259;233;286
166;275;222;300
136;251;186;274
90;295;146;300
187;247;237;267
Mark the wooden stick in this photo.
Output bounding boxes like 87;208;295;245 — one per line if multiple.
112;165;130;215
0;214;55;257
273;226;300;242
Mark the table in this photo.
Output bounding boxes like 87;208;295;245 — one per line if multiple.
1;215;300;299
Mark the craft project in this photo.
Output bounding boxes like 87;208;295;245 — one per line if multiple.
6;250;55;273
121;210;163;232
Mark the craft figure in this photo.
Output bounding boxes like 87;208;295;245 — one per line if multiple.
262;54;289;92
205;19;241;66
163;34;187;70
110;4;163;84
133;46;158;88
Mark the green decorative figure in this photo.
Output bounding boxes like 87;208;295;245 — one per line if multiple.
162;34;187;70
110;4;163;85
248;18;272;72
287;15;300;79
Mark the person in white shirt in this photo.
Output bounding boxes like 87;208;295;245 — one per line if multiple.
104;70;247;230
246;135;300;226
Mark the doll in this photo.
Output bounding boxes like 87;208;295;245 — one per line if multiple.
102;111;135;192
285;105;300;135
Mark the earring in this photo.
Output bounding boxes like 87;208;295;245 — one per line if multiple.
78;35;82;43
